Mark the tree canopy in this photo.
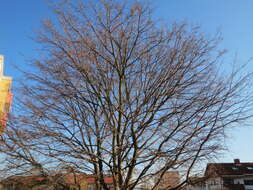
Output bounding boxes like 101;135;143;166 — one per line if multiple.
0;1;252;190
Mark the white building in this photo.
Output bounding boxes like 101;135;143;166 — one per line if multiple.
205;159;253;190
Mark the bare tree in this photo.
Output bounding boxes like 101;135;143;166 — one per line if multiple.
1;0;253;190
0;119;77;189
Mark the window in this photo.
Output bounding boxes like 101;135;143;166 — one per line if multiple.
223;178;234;185
4;103;10;113
232;167;239;170
244;180;253;185
247;167;253;170
209;179;218;185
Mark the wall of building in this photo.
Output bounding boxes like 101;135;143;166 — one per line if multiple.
243;176;253;190
186;185;205;190
0;55;12;134
156;171;180;190
206;176;253;190
205;177;223;190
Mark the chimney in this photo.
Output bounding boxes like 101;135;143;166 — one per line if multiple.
234;159;240;164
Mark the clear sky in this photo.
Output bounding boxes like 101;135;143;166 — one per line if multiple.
1;0;253;163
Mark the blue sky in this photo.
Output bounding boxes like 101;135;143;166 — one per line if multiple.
1;0;253;163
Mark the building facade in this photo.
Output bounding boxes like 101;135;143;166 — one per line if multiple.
155;171;180;190
205;159;253;190
0;55;12;134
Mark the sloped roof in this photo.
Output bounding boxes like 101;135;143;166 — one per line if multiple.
64;173;86;184
205;162;253;177
85;175;113;184
1;175;47;185
65;174;113;185
1;174;114;186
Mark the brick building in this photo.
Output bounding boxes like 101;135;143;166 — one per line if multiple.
156;171;180;190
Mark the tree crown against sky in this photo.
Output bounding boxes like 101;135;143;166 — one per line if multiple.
1;0;253;190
